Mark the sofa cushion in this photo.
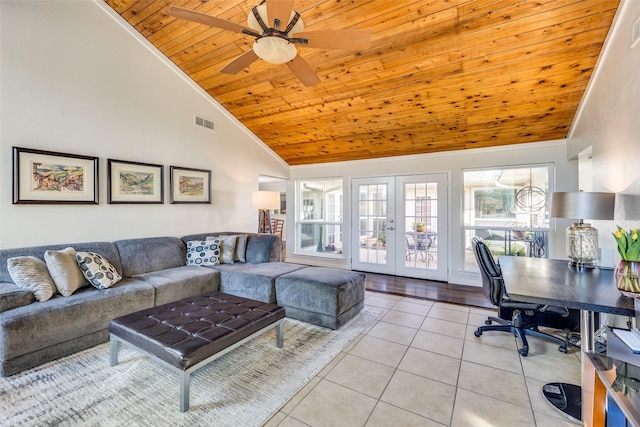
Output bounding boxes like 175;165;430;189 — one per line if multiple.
0;283;35;313
245;234;281;263
76;252;122;290
186;240;220;266
7;256;56;302
44;247;88;297
217;262;307;304
114;237;186;277
133;266;221;306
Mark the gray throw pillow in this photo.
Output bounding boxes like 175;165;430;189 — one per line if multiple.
44;247;88;297
7;256;57;302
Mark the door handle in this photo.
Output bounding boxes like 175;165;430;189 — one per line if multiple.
387;227;395;230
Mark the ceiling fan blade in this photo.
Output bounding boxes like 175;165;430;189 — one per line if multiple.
266;0;295;30
286;55;321;86
169;6;258;36
220;50;260;74
291;30;372;50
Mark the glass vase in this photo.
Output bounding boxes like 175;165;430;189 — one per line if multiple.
615;260;640;297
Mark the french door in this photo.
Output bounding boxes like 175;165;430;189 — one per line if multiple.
351;174;448;281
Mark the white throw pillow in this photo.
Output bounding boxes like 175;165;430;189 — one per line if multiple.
44;247;88;297
186;240;220;266
7;256;57;302
76;251;122;289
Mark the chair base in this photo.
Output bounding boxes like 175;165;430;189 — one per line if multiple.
474;315;568;357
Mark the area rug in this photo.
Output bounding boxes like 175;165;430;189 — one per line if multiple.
0;308;380;427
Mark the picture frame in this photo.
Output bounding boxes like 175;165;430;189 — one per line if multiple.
169;166;211;204
13;147;99;204
107;159;164;204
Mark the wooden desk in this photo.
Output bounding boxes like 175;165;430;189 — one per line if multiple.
498;257;635;425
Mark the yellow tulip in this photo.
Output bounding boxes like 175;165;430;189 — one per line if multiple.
615;230;623;239
634;231;639;241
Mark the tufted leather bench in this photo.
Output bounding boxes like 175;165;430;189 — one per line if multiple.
109;291;285;412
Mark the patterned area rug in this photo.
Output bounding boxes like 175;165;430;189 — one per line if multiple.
1;308;380;427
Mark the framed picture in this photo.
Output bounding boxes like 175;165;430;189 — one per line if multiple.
13;147;99;204
170;166;211;204
108;159;164;204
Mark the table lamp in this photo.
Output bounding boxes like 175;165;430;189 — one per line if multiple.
251;191;280;234
550;191;615;269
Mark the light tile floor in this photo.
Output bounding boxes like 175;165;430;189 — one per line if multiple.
264;291;581;427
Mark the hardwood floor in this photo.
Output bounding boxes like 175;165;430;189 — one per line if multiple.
363;272;493;309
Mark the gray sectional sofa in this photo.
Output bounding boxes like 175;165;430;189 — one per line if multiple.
0;232;365;377
0;233;281;377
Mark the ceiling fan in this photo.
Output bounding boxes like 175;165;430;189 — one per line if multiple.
168;0;371;86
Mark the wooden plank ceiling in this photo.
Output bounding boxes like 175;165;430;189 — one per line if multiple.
105;0;620;165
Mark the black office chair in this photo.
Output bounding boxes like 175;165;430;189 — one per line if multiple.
471;237;569;356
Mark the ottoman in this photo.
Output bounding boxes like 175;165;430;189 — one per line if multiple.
109;291;285;412
275;267;365;329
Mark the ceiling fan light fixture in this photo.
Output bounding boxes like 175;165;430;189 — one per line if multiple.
253;37;297;64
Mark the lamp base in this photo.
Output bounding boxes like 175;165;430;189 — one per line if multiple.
258;209;273;234
568;260;596;270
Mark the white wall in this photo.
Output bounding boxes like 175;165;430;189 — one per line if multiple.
0;0;288;248
287;141;578;285
567;0;640;255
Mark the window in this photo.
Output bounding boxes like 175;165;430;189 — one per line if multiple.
296;178;343;256
463;166;552;270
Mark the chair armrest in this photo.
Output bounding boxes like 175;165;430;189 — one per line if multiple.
539;305;570;317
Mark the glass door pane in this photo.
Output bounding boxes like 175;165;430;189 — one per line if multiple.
351;177;395;274
396;174;448;281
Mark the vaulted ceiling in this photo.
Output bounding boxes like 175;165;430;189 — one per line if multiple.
105;0;620;165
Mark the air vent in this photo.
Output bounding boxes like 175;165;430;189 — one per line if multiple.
195;115;215;131
633;16;640;48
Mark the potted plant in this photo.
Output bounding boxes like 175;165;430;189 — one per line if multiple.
612;226;640;296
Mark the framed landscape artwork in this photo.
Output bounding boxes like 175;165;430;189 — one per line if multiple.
107;159;164;204
13;147;99;204
170;166;211;204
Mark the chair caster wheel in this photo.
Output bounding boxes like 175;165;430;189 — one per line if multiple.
558;346;568;353
518;348;529;357
474;329;482;337
484;320;492;325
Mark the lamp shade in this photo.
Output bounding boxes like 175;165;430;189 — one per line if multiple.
251;191;280;210
615;194;640;221
550;192;615;220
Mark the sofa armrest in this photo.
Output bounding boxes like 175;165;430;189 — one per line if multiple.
0;282;34;313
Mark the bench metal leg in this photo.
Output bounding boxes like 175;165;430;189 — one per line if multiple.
109;337;119;367
180;371;190;412
276;321;284;348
